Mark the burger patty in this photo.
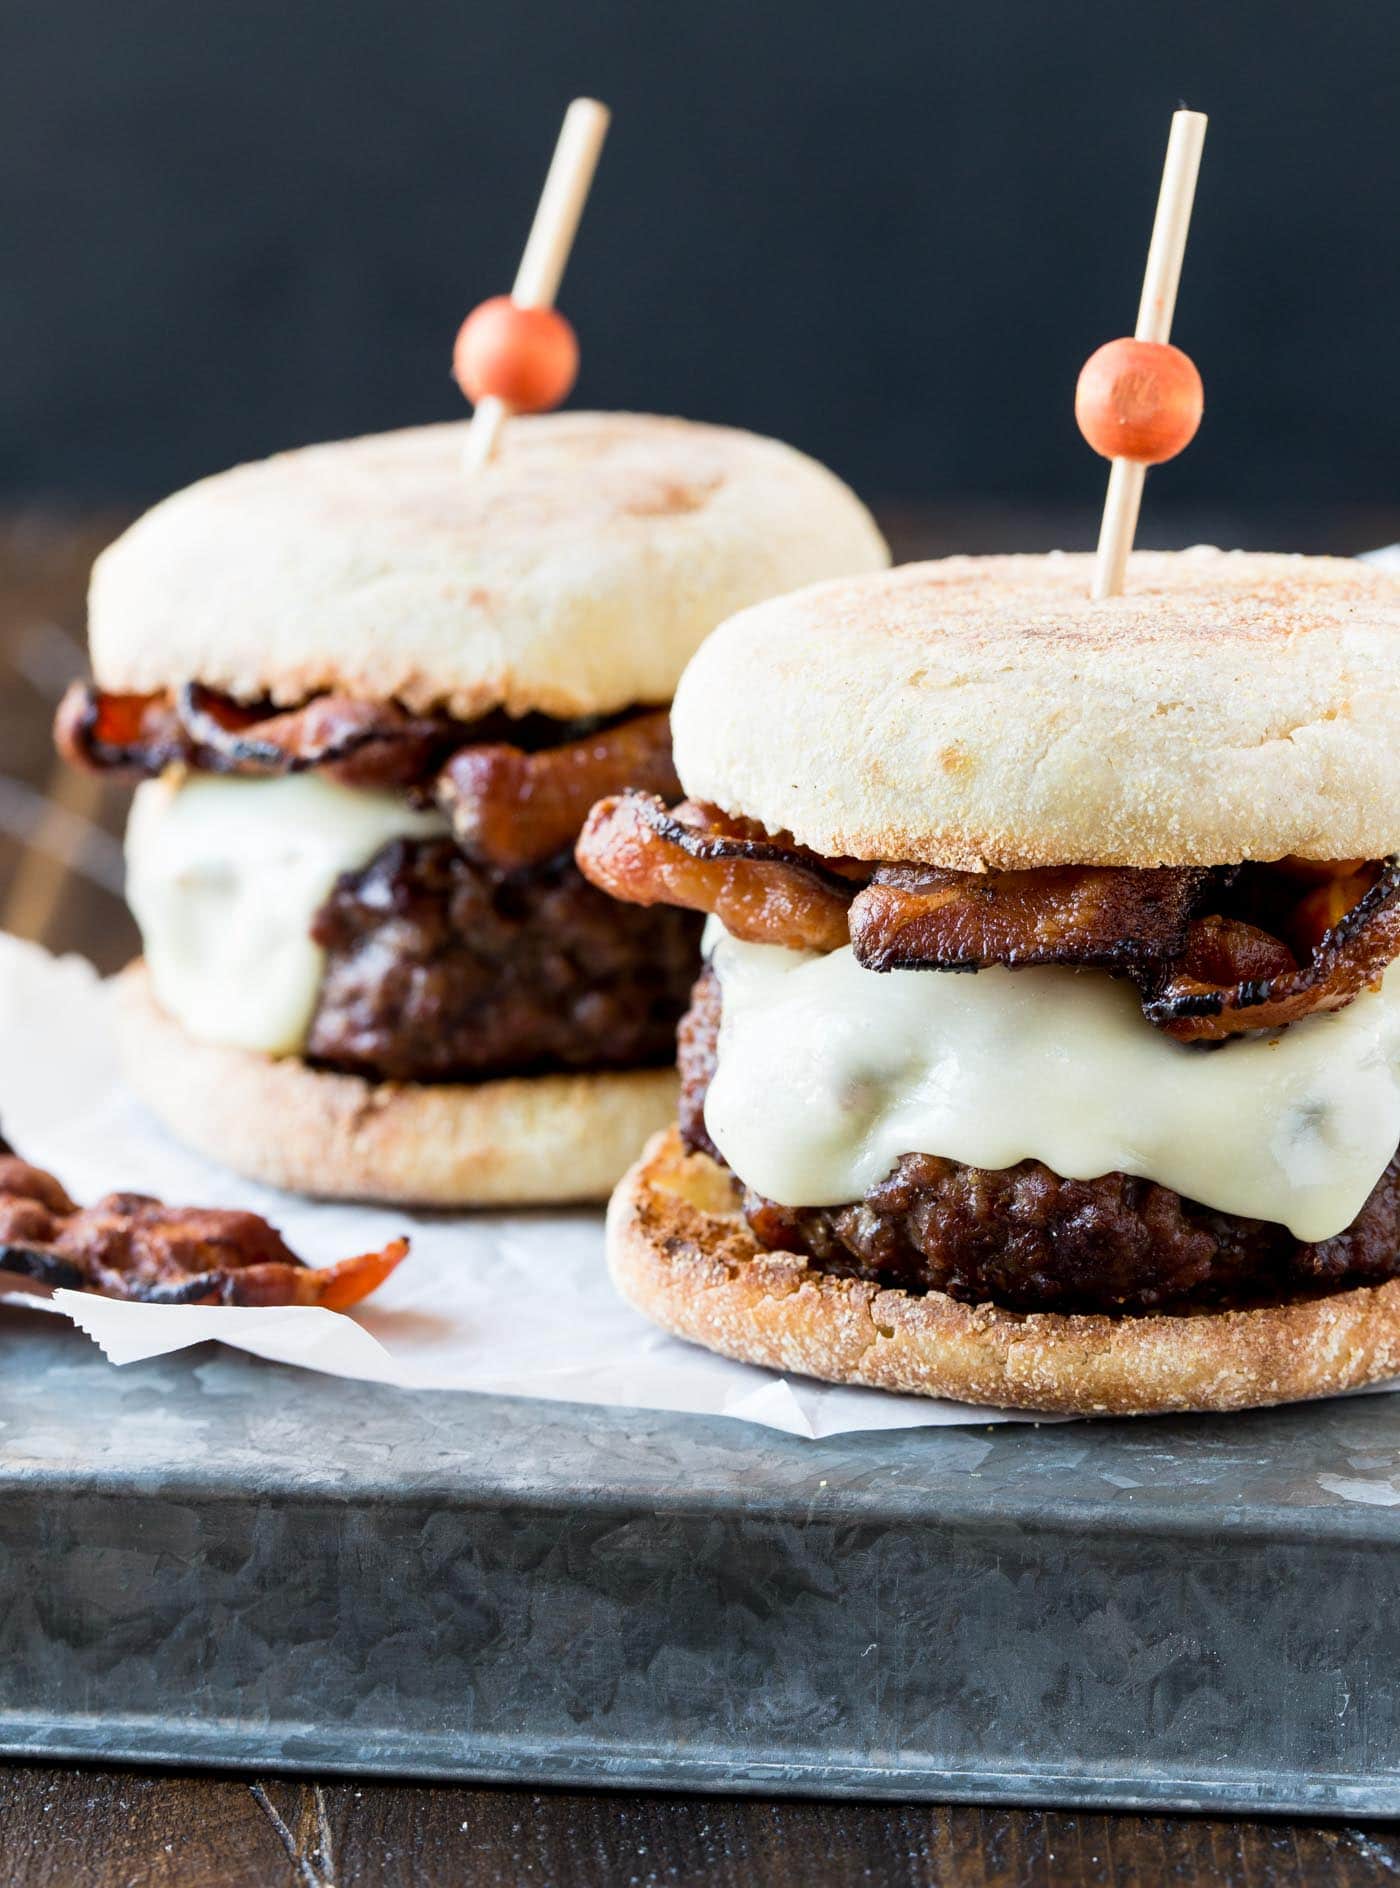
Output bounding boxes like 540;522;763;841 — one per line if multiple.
306;838;702;1084
678;967;1400;1314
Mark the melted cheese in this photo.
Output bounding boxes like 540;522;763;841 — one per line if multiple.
703;928;1400;1241
126;772;446;1055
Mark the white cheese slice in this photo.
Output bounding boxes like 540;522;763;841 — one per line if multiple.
703;927;1400;1241
126;772;446;1056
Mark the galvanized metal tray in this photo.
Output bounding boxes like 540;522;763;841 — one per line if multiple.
2;1303;1399;1816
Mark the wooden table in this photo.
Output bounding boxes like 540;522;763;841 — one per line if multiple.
5;1766;1400;1886
4;508;1400;1888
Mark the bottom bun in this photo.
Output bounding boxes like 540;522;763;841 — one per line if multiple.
115;961;678;1207
608;1126;1400;1415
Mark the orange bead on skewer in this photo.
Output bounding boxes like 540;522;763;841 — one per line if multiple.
1081;108;1208;599
458;99;610;470
1076;337;1203;465
454;297;580;414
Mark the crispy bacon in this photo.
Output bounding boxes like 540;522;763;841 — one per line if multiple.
1142;858;1400;1041
0;1138;407;1309
439;710;681;869
54;685;187;775
55;679;456;787
576;799;1209;977
579;795;1400;1040
57;672;1400;1044
576;793;861;953
1166;914;1299;988
57;682;671;814
849;862;1208;975
1287;868;1378;956
175;683;459;789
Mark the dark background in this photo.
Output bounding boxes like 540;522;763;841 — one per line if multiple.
3;0;1398;540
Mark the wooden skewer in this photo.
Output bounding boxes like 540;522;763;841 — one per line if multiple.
1091;109;1207;601
464;98;611;472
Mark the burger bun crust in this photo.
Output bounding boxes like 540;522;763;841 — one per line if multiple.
608;1126;1400;1415
116;962;678;1207
90;413;888;722
672;547;1400;869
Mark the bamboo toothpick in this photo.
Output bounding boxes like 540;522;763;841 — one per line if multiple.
463;98;611;471
1091;109;1207;601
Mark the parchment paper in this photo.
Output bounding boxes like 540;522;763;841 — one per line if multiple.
0;935;1036;1437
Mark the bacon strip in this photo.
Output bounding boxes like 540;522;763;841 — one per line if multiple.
0;1138;407;1309
175;684;458;789
1142;858;1400;1041
57;682;672;814
1164;914;1298;988
57;676;1400;1044
849;862;1208;975
439;710;681;869
54;685;187;775
576;793;861;952
55;679;456;787
578;796;1400;1039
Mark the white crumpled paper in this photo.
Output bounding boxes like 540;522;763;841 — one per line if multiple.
0;935;1038;1437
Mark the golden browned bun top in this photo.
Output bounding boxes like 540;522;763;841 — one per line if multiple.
671;547;1400;868
89;413;889;721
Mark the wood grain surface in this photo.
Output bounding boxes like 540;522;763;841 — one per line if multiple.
3;1766;1400;1887
5;507;1400;1887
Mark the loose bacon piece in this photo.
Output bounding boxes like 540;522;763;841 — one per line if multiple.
0;1138;407;1309
576;793;862;953
54;683;188;775
1143;858;1400;1041
849;862;1208;975
439;710;682;869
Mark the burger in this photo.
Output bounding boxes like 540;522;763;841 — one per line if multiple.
57;413;887;1205
579;548;1400;1414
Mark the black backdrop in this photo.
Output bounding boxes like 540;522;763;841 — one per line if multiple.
4;0;1398;522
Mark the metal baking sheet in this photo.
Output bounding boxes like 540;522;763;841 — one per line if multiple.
2;1302;1399;1816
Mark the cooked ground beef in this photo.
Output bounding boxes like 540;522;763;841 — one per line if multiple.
677;964;724;1162
306;838;702;1083
677;966;1400;1314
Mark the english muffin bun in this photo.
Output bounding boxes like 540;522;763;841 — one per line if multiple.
117;963;679;1206
671;547;1400;870
611;1129;1400;1416
87;413;887;1208
90;412;888;720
